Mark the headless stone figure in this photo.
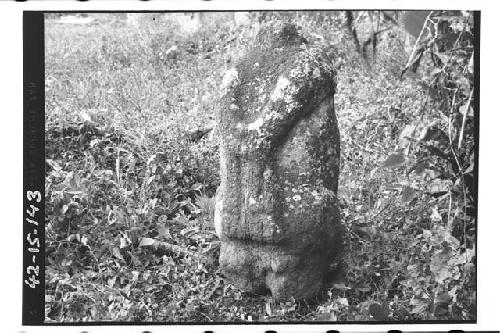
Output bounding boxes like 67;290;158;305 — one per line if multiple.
215;23;342;300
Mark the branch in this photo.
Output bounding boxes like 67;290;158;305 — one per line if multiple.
345;11;361;54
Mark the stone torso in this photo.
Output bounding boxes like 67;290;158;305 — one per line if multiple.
215;23;342;300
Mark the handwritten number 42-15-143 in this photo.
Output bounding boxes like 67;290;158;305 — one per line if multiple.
25;190;41;289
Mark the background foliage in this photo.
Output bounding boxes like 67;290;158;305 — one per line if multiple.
45;11;476;322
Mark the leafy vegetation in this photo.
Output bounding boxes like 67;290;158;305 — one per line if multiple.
45;11;476;322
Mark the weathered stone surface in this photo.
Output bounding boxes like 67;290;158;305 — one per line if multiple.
215;23;342;300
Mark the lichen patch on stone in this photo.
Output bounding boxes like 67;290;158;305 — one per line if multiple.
313;67;321;78
270;76;291;102
220;68;240;96
247;117;264;133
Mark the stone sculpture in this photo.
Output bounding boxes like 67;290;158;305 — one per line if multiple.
215;23;342;300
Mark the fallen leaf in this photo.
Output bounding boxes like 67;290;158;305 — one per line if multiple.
401;186;417;202
139;237;156;247
398;124;416;148
112;247;124;261
332;283;351;291
430;207;442;222
381;153;406;168
409;297;429;315
369;302;389;320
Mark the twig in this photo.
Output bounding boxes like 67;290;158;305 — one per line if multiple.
195;309;213;322
446;89;465;176
458;87;474;149
115;147;121;188
149;239;203;260
447;189;453;228
59;288;65;321
462;178;468;252
354;11;366;24
402;11;433;76
448;88;459;144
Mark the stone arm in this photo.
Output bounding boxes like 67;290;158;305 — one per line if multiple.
253;48;337;153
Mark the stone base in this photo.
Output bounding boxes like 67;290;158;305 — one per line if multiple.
219;240;336;300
